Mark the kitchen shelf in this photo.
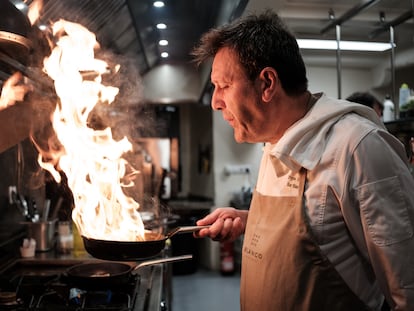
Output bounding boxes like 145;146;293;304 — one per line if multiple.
385;118;414;157
385;118;414;133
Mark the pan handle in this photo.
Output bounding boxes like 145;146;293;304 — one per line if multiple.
132;254;193;273
166;225;211;238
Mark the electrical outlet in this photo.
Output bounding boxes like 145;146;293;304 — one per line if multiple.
8;186;17;204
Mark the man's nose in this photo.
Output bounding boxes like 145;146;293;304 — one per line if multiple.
211;91;224;111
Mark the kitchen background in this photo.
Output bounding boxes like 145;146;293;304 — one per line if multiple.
0;0;413;273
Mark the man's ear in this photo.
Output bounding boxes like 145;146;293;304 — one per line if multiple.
259;67;278;103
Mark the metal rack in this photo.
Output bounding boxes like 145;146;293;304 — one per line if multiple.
320;0;413;107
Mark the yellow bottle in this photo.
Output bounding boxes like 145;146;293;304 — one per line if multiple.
72;222;87;257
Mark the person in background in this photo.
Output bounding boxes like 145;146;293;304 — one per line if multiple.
192;9;414;311
346;91;384;118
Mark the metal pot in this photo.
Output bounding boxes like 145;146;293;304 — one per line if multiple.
82;225;209;261
21;219;58;251
0;0;32;66
65;255;192;289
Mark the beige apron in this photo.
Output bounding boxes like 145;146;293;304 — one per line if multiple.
240;169;371;311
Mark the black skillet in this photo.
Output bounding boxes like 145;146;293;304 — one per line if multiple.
82;225;210;261
65;255;192;289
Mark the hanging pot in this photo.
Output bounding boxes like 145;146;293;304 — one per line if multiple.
0;0;32;66
82;225;210;261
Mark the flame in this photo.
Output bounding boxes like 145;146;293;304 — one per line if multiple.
38;20;146;241
27;0;43;25
0;72;31;110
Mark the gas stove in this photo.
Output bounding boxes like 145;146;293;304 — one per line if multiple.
0;256;167;311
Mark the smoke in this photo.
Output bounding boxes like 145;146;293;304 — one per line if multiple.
28;24;155;200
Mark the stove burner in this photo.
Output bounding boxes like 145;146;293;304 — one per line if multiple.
0;266;141;310
0;291;19;305
32;288;133;310
0;259;166;311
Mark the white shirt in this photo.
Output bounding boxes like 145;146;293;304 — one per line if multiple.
256;93;414;310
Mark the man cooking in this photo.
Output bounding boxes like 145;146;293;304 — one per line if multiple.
192;10;414;311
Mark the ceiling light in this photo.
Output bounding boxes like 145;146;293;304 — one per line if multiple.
13;1;26;10
297;39;394;52
161;52;169;58
159;39;168;46
156;23;167;30
153;1;164;8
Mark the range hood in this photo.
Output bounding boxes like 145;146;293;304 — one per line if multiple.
15;0;249;105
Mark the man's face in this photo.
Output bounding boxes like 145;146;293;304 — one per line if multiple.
210;48;264;143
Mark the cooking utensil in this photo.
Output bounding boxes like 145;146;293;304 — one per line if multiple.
49;197;64;221
42;199;51;221
82;225;210;261
21;219;57;251
0;50;54;90
65;254;192;289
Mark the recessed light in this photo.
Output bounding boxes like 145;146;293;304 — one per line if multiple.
161;52;169;58
156;23;167;30
153;1;164;8
159;39;168;46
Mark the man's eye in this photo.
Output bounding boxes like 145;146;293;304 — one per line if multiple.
211;83;228;90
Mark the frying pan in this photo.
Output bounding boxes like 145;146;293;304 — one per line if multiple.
82;225;210;261
65;255;192;289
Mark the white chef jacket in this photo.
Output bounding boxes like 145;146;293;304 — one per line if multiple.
256;93;414;310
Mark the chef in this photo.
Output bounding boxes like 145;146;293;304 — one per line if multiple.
192;10;414;311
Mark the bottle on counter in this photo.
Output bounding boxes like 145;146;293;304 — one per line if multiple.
382;94;395;122
399;83;411;109
72;222;87;257
57;221;73;254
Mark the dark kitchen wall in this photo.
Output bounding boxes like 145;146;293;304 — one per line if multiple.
0;138;46;251
0;138;45;216
138;105;180;138
179;103;214;199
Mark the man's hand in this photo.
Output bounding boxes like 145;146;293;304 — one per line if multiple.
194;207;248;242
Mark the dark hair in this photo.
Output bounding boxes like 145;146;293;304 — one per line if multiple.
346;92;383;109
191;10;308;96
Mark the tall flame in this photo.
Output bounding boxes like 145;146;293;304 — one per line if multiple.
39;20;145;241
27;0;43;25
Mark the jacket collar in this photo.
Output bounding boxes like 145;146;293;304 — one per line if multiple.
267;93;385;176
